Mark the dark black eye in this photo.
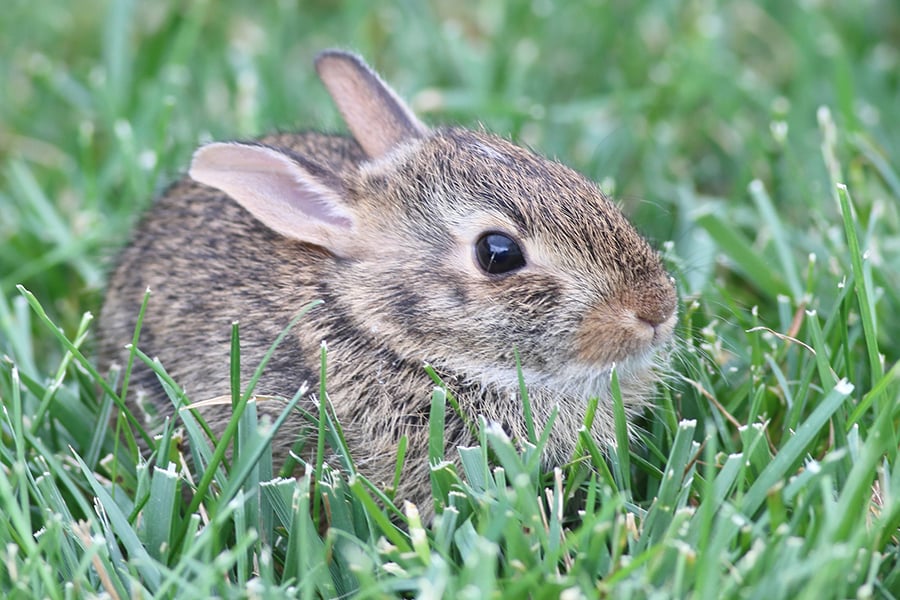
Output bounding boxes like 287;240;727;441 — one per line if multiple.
475;232;526;275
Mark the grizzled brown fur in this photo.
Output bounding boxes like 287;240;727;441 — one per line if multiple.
98;50;677;510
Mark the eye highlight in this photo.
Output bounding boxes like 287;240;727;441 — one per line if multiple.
475;232;526;275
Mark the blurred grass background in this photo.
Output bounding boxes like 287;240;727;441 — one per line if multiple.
1;0;899;596
3;0;898;327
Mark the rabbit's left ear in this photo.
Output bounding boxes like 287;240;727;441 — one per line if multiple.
315;49;428;160
189;142;361;257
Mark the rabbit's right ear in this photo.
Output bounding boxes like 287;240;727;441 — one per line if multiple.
189;142;359;257
315;50;427;159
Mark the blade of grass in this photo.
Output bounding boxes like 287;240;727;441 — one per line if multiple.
143;462;180;563
218;387;307;504
16;285;153;447
73;451;162;592
694;211;790;299
835;184;883;385
740;378;854;515
610;367;632;498
514;349;536;444
748;179;802;299
314;341;328;528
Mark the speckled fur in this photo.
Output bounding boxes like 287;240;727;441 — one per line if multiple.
98;52;677;511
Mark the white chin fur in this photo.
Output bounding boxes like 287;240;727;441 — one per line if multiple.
464;347;665;407
462;348;670;459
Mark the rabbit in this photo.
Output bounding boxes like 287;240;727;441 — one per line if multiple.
98;49;678;513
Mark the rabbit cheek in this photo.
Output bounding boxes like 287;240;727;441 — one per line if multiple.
485;276;565;347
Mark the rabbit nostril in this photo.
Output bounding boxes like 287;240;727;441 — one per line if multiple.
636;306;673;329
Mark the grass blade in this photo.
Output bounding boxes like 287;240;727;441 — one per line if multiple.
740;379;854;515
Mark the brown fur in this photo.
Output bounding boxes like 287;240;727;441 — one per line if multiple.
98;51;677;511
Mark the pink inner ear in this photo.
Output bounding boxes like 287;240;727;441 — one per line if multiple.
189;142;355;251
248;167;353;230
316;50;427;159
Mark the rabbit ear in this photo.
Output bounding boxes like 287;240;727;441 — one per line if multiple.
315;49;427;159
189;142;358;256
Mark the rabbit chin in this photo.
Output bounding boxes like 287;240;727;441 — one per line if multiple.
460;343;667;402
450;345;672;466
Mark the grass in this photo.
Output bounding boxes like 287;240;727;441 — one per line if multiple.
1;0;899;597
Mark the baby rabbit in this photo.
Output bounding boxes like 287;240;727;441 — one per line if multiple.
98;49;678;510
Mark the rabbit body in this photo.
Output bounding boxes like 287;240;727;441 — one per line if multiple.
99;51;677;508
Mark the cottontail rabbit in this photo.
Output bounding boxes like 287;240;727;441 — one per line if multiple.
99;49;678;510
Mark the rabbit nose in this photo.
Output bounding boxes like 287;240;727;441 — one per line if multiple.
574;275;677;367
636;292;676;327
633;276;678;329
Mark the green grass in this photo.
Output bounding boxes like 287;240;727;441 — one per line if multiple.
2;0;899;597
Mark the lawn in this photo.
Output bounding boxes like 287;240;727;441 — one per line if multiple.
1;0;898;597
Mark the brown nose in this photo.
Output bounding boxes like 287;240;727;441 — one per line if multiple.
574;273;678;367
633;275;678;328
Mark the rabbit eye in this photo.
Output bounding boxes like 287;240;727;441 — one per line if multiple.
475;232;526;275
